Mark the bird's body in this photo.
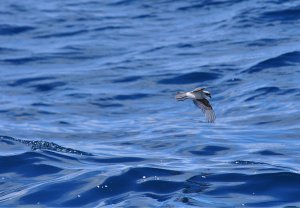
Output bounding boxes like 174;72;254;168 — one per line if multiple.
175;87;216;123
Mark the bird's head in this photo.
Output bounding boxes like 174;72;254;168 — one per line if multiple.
192;87;205;93
203;90;211;99
192;87;211;99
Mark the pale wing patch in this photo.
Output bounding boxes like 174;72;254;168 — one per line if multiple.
193;99;216;123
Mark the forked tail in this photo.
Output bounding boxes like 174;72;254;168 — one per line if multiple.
175;92;188;101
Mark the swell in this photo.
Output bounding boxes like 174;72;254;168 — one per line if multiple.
243;51;300;73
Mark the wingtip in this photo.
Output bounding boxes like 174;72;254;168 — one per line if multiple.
206;111;216;123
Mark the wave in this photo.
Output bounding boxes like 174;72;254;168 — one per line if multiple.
261;7;300;21
0;24;34;35
243;51;300;73
0;136;92;156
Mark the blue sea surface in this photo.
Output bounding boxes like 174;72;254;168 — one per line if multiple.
0;0;300;207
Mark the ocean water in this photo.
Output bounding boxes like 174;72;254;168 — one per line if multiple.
0;0;300;207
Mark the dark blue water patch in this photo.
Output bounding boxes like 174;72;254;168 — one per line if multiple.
176;52;202;56
207;67;238;73
0;24;34;35
158;72;220;84
0;11;12;15
15;112;34;117
0;151;62;176
147;142;175;149
141;46;166;54
20;180;86;205
37;110;56;115
142;42;207;55
34;30;88;39
243;51;300;73
176;43;194;48
64;1;102;7
280;88;300;95
86;157;145;163
2;57;48;65
4;54;101;63
107;0;139;6
30;81;66;92
261;7;300;21
67;93;92;99
8;77;55;87
254;150;284;156
210;171;300;189
246;38;285;47
0;47;20;53
47;51;84;57
58;121;70;125
247;200;299;207
20;164;62;177
131;14;157;19
177;196;213;207
254;120;282;126
74;17;100;22
190;145;229;156
142;193;172;202
59;45;84;51
176;0;234;11
0;109;10;114
92;96;113;101
8;3;29;12
119;142;134;146
31;102;52;107
42;150;84;162
113;75;142;83
1;139;15;145
90;102;123;108
184;178;210;194
245;86;281;101
93;26;132;32
199;172;300;206
61;167;184;206
113;93;150;100
255;86;280;93
0;152;42;170
138;180;183;194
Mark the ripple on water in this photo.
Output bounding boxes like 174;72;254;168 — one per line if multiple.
158;72;221;84
0;24;35;35
243;51;300;73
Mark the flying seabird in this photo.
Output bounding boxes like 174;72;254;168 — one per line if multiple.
175;87;216;123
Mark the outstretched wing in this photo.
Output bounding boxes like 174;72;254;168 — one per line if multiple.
193;99;216;123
